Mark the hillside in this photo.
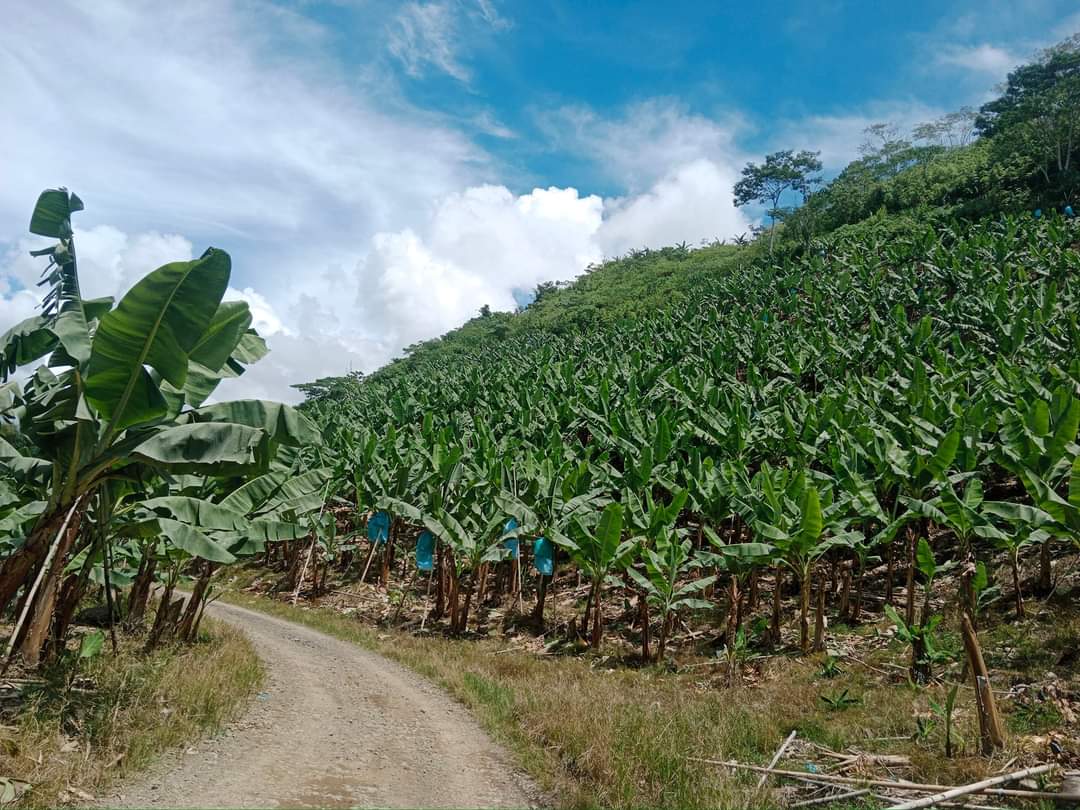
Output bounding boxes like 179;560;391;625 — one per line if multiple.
1;27;1079;810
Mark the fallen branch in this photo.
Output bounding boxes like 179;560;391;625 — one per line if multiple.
756;730;797;790
689;758;1067;800
886;763;1058;810
792;788;870;807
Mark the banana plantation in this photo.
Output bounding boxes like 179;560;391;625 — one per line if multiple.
287;207;1080;701
1;186;1079;803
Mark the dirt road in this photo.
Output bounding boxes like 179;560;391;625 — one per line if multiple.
101;600;539;809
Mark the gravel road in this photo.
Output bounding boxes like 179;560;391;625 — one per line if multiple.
98;599;539;809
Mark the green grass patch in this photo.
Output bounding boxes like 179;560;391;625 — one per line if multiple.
0;618;263;809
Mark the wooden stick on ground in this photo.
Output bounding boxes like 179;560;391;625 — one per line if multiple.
756;730;797;791
292;537;317;605
886;763;1058;810
688;758;1066;801
792;788;870;807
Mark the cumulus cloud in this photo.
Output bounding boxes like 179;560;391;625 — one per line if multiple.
1;5;751;404
598;159;750;254
356;185;604;351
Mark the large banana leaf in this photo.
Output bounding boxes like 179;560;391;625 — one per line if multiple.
131;422;268;475
0;316;56;380
218;467;328;517
186;400;322;448
85;248;231;431
146;516;236;563
161;301;255;411
140;496;249;531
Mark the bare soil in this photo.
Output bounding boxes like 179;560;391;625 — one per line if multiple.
97;600;539;809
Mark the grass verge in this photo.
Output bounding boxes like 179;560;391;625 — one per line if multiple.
0;618;263;808
219;585;1075;809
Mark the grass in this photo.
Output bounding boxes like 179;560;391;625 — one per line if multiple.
217;581;1076;810
0;618;263;808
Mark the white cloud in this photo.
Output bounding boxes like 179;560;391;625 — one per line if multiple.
387;2;473;82
936;43;1019;76
539;100;748;192
0;6;751;404
225;286;291;338
356;185;604;351
0;2;483;254
386;0;510;83
598;159;751;254
771;100;946;168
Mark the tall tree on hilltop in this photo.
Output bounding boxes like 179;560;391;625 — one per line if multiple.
733;149;822;253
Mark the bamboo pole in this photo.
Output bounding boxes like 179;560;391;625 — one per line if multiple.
886;763;1058;810
688;759;1066;801
960;614;1004;754
756;730;797;790
792;788;870;807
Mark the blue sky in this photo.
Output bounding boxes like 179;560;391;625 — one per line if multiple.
1;0;1077;401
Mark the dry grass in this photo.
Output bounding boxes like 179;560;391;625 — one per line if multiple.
0;618;263;808
220;584;1077;810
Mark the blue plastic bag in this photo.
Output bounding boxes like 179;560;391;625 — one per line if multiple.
503;518;519;560
416;530;435;572
367;511;390;545
533;536;553;576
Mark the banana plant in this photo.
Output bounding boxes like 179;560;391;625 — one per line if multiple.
0;189;318;666
627;530;714;660
754;473;859;653
560;502;634;649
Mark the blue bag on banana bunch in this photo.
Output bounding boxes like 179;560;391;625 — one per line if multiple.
533;536;554;576
415;530;435;572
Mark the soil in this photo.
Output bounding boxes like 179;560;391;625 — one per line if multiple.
97;600;540;809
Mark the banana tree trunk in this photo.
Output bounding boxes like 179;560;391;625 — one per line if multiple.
838;562;851;621
798;569;811;655
448;565;460;632
0;506;71;618
657;611;673;659
1010;550;1025;620
1037;541;1052;595
590;579;603;649
812;571;826;653
853;560;866;623
17;507;85;667
638;589;651;661
885;538;895;605
51;551;95;658
145;564;181;653
532;573;550;628
127;545;157;626
458;571;475;634
725;575;740;644
178;563;215;642
380;519;395;587
433;544;445;620
904;525;918;626
771;565;783;645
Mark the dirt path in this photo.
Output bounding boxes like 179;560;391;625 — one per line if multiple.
100;600;539;809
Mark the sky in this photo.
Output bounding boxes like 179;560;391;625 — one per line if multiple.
2;0;1077;403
